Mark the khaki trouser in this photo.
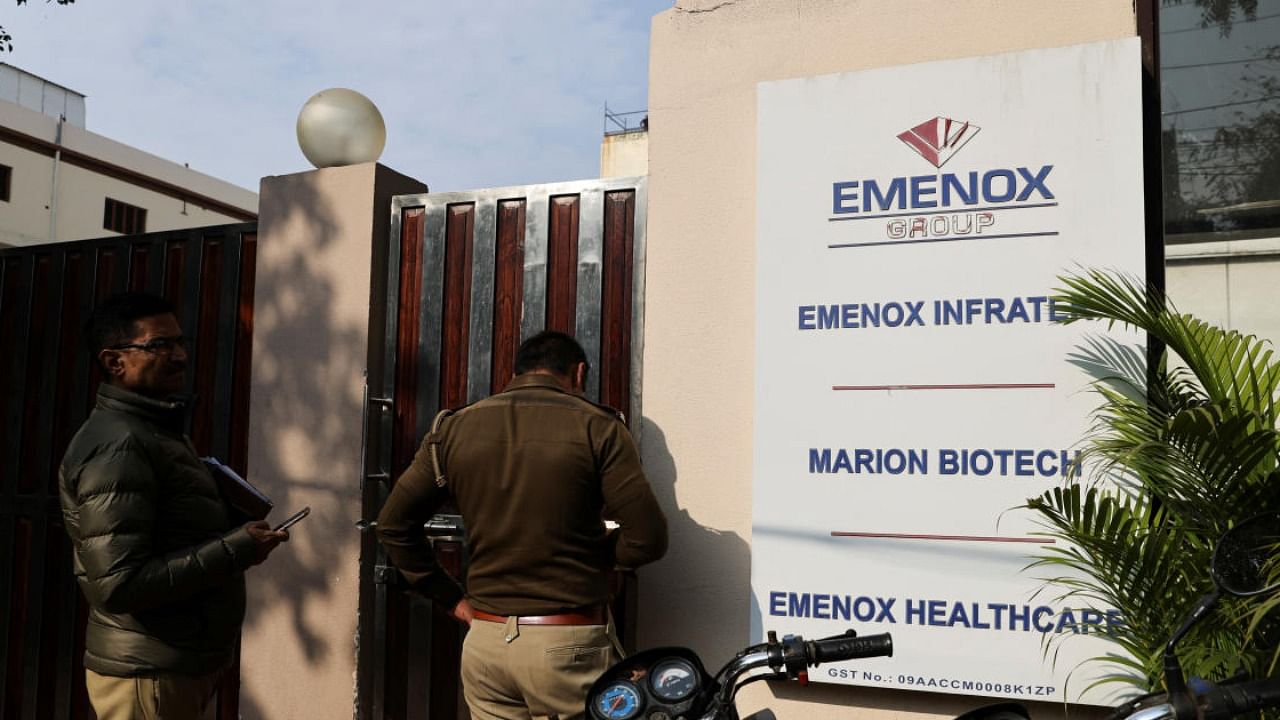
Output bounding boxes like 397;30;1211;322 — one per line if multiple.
85;668;222;720
461;616;624;720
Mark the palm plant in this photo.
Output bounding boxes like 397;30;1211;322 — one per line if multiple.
1025;268;1280;694
1248;547;1280;674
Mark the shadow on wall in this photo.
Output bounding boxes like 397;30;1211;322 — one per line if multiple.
233;174;366;719
638;417;751;668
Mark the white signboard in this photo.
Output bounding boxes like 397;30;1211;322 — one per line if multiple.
753;38;1146;705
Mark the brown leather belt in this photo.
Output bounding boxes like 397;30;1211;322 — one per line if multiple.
473;605;607;626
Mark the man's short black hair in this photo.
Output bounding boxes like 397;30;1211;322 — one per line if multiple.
514;330;588;377
85;292;176;362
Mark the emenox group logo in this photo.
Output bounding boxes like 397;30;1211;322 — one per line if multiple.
897;116;980;169
827;114;1058;249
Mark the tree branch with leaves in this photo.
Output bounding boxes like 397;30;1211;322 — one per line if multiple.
1;0;75;53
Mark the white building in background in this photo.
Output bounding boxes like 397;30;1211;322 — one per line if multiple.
0;63;256;249
600;127;647;178
600;106;648;178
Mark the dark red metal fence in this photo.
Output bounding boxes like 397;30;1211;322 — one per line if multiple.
0;224;258;720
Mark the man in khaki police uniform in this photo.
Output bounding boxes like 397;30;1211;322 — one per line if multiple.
377;330;668;720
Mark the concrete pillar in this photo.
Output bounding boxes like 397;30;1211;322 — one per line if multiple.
239;163;426;719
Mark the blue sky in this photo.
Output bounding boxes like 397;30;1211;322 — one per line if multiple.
3;1;672;192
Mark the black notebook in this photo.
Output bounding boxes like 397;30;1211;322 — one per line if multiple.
202;457;273;521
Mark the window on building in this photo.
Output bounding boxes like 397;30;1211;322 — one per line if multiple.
103;198;147;235
1161;0;1280;243
0;164;11;202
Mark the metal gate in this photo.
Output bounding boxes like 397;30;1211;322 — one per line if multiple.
0;224;259;720
358;177;647;720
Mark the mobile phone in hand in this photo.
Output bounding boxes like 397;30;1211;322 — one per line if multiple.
274;506;310;532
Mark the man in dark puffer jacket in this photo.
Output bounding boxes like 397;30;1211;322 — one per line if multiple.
59;292;288;720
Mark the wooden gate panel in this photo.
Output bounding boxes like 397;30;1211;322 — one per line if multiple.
20;254;56;495
128;241;159;292
442;204;475;410
93;246;124;300
490;200;526;392
393;209;427;480
49;249;93;497
546;195;580;335
600;191;637;420
228;236;258;474
162;239;186;303
190;238;225;454
1;254;33;487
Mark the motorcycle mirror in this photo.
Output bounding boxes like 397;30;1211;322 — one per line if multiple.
1212;514;1280;597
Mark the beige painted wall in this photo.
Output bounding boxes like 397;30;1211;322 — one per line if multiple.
0;99;256;247
601;130;649;178
240;162;426;720
640;2;1137;718
1166;240;1280;347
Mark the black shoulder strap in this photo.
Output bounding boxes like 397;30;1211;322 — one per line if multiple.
425;409;454;488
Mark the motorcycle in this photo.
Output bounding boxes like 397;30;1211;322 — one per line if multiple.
586;514;1279;720
585;626;893;720
1105;513;1280;720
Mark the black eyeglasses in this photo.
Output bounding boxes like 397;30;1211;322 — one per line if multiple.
109;335;190;354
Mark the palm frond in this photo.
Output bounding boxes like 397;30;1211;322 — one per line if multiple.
1021;269;1280;691
1056;269;1280;427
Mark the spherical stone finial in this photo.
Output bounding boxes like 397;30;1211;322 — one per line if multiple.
296;88;387;168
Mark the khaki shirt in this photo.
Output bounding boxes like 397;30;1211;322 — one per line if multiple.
376;373;668;615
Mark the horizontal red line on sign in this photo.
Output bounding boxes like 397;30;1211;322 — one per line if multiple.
832;383;1056;391
831;531;1055;544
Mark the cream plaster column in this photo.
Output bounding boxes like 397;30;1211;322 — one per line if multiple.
238;163;426;719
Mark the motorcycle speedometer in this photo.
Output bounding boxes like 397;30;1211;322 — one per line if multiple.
649;658;699;702
594;680;643;720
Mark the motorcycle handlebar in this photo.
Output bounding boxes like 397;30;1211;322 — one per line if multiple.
713;631;895;708
810;632;894;665
1109;677;1280;720
1199;677;1280;720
